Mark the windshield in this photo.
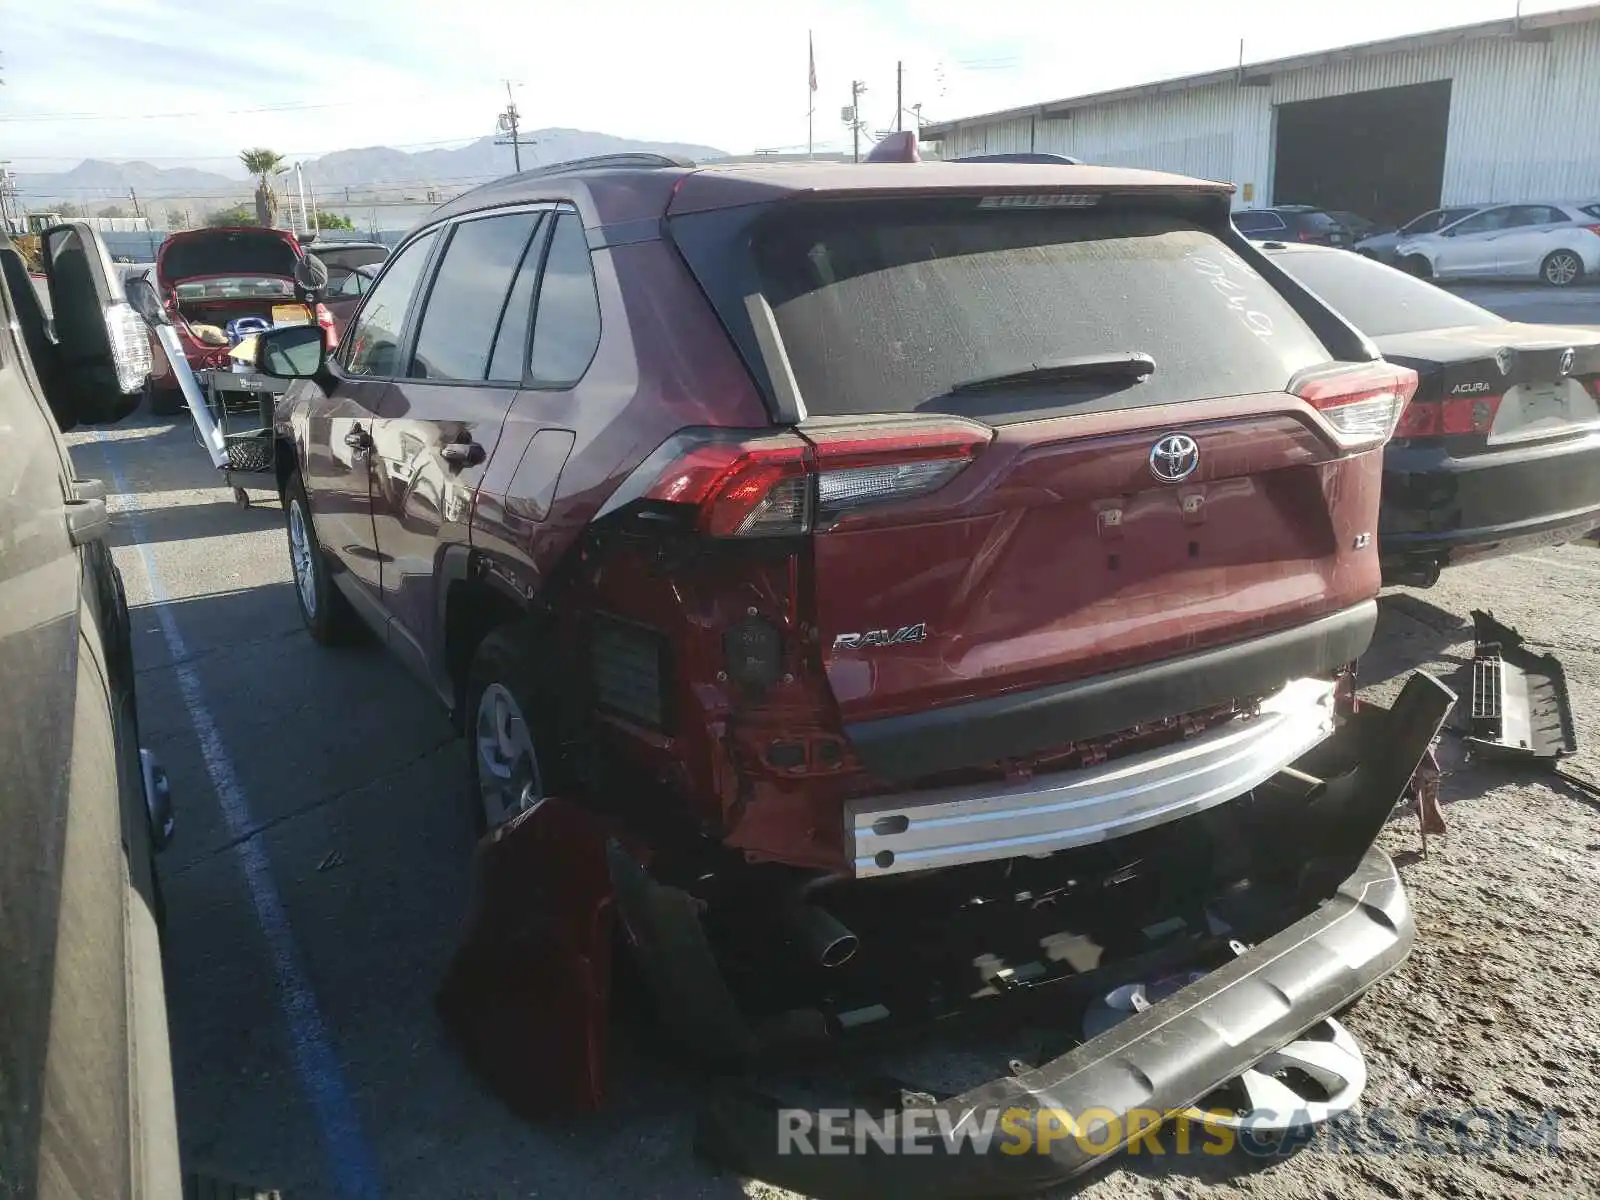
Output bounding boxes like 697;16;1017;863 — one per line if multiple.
752;202;1328;422
1272;248;1503;337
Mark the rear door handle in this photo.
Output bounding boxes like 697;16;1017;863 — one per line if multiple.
441;440;486;469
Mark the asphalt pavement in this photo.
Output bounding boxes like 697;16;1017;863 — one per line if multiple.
66;283;1600;1199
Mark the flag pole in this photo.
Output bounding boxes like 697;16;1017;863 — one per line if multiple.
808;30;816;159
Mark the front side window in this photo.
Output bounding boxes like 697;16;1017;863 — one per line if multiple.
344;230;439;377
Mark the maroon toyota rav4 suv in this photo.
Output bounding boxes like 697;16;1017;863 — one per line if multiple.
258;154;1446;1193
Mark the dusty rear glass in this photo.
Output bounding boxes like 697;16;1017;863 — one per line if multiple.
752;203;1330;423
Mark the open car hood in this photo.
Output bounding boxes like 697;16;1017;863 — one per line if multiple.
157;227;300;290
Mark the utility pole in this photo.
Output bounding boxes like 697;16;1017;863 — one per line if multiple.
896;62;904;132
849;80;868;162
497;80;526;173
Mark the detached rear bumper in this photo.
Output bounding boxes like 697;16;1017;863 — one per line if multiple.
698;846;1412;1199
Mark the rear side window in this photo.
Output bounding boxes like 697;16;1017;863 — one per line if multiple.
1272;249;1502;338
529;213;601;386
1583;204;1600;220
345;229;438;377
753;204;1330;421
410;212;541;382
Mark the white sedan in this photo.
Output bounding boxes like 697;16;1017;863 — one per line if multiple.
1395;201;1600;287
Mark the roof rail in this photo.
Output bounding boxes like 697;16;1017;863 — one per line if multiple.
519;152;696;179
951;152;1085;165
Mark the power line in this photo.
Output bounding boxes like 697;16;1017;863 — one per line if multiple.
0;98;373;123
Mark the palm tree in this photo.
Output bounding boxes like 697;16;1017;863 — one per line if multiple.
239;148;287;227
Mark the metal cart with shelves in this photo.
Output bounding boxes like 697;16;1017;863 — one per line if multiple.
194;367;287;510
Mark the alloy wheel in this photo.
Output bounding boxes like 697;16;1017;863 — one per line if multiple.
1545;251;1581;286
474;682;545;830
288;499;317;618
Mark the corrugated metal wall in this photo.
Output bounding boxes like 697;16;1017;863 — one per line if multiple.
936;17;1600;209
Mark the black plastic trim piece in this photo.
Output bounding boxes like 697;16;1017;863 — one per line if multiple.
846;602;1378;782
698;844;1414;1198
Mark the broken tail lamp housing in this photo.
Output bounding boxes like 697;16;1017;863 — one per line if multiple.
1291;360;1420;450
642;420;993;537
105;301;153;394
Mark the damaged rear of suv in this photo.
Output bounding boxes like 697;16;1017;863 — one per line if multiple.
267;156;1446;1193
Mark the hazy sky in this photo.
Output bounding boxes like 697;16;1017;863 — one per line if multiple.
0;0;1572;177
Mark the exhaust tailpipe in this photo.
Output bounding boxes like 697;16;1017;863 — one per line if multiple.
789;904;859;969
1383;557;1442;589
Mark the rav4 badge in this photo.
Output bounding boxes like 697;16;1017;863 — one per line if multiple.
833;623;928;651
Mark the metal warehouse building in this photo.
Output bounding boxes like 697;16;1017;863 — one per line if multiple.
924;4;1600;224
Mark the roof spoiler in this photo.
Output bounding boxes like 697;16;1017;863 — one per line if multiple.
865;131;921;163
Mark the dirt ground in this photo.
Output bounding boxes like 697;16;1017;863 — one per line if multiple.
742;547;1600;1200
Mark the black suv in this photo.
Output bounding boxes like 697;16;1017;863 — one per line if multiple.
1233;205;1351;246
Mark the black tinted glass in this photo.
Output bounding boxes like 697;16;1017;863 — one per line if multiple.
529;214;601;385
1275;249;1502;337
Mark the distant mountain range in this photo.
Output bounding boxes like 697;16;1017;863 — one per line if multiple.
15;128;732;210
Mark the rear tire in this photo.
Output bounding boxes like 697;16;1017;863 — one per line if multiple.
1541;249;1584;287
463;624;574;836
284;471;359;645
148;381;185;417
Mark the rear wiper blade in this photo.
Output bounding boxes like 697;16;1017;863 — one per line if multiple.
950;352;1156;394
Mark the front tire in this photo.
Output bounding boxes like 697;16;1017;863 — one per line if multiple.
1541;249;1584;287
1401;255;1434;280
284;471;358;645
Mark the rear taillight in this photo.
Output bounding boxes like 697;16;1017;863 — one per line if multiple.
1584;225;1600;238
641;419;991;538
1291;361;1420;450
1393;394;1503;438
315;302;339;351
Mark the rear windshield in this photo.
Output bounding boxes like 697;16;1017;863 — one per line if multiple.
173;277;295;301
313;246;388;271
163;230;298;283
1272;248;1502;338
752;204;1329;421
1297;211;1344;231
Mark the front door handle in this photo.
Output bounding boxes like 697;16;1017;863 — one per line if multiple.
441;439;486;469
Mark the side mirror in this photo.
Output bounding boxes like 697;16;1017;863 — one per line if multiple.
124;274;169;327
255;324;326;379
294;253;330;296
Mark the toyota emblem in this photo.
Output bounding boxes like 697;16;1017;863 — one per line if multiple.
1559;348;1575;377
1149;433;1200;483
